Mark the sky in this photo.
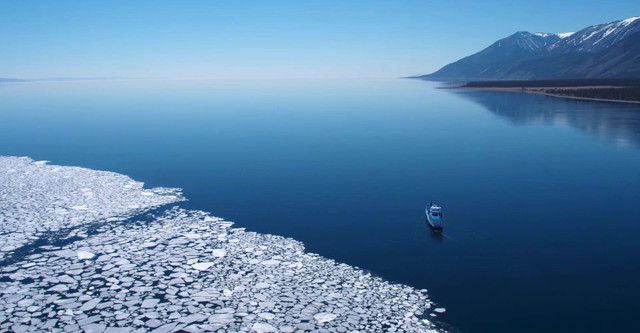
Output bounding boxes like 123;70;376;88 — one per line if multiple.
0;0;638;79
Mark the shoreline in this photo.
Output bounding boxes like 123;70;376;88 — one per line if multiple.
449;86;640;105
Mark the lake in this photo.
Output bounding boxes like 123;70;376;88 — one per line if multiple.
2;79;640;332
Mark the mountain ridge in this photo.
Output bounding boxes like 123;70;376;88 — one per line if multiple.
420;16;640;81
0;78;24;82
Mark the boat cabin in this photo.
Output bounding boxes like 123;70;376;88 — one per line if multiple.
430;206;443;219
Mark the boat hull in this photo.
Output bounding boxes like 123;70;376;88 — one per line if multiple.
426;217;443;230
425;206;443;230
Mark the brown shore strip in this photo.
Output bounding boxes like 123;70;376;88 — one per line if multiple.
449;86;640;104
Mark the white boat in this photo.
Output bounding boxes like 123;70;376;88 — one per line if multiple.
425;203;444;230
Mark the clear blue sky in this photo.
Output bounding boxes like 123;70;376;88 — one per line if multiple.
0;0;637;79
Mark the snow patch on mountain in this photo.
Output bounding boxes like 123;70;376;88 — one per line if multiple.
556;32;575;39
620;16;640;26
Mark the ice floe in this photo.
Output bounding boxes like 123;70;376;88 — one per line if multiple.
76;251;95;260
0;156;444;332
0;156;184;262
191;262;215;271
314;312;337;323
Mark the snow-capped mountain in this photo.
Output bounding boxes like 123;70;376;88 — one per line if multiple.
490;31;561;53
554;16;640;53
420;16;640;80
420;31;562;80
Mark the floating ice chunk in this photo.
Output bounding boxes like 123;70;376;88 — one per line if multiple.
150;323;177;333
58;275;77;284
52;249;77;258
18;299;34;307
261;259;281;266
114;258;130;265
77;251;96;260
146;319;162;328
82;323;107;333
314;312;337;323
184;233;200;239
178;314;206;324
258;312;275;320
79;298;102;312
42;320;59;329
251;323;277;333
104;328;131;333
255;282;271;290
48;284;70;292
140;299;160;308
433;307;446;313
258;301;276;309
212;249;226;258
209;313;234;325
288;262;303;269
191;290;217;298
171;237;190;245
191;262;215;271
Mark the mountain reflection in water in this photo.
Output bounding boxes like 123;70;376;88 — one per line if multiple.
452;89;640;148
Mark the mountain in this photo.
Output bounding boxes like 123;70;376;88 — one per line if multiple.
552;17;640;53
0;77;134;83
420;16;640;81
0;78;24;82
579;30;640;78
422;31;566;80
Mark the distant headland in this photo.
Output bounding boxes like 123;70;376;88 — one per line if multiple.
0;77;134;83
452;78;640;104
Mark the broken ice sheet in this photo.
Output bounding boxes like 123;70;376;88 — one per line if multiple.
0;157;442;332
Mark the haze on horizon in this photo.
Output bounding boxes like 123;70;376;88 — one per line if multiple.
1;0;638;80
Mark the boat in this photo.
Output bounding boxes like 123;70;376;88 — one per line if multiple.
425;203;444;230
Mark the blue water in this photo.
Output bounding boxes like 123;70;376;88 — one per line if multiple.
2;79;640;332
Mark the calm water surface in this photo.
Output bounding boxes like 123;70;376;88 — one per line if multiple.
2;79;640;332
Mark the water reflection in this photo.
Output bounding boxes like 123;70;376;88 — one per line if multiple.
453;90;640;148
424;217;444;242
